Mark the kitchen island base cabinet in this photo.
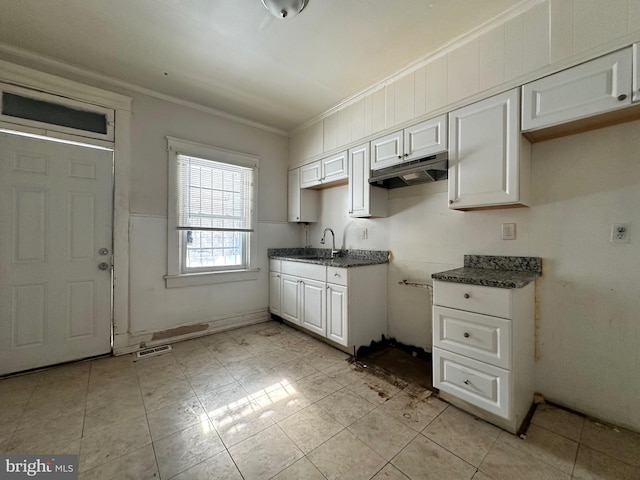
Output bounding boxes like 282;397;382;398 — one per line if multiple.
270;260;387;355
432;280;535;434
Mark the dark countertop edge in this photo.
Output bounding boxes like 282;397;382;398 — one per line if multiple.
268;255;388;268
431;267;539;289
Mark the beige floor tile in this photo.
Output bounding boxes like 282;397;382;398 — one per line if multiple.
9;411;84;453
211;345;256;365
0;373;40;406
229;424;304;480
186;367;236;395
0;403;26;436
153;420;225;479
170;338;211;359
472;472;494;480
372;464;411;480
198;381;250;416
531;403;585;441
392;434;476;480
272;456;326;480
294;372;343;403
79;415;151;473
573;444;640;480
379;389;447;431
146;396;207;441
323;361;369;386
580;417;640;466
171;450;243;480
316;387;376;426
344;374;402;405
133;351;178;373
254;348;301;369
88;355;137;385
308;429;387;480
278;404;344;454
83;386;146;435
255;384;312;422
497;425;578;474
198;331;237;349
271;358;319;383
21;389;87;424
300;344;351;369
423;407;501;467
137;363;186;388
348;408;419;461
176;351;224;377
140;377;196;411
479;435;571;480
38;362;91;385
7;437;81;456
224;356;275;381
78;444;158;480
238;370;295;399
210;398;275;447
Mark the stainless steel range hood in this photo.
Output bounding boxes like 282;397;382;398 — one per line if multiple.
368;151;448;189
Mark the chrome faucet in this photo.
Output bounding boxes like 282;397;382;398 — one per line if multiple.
320;228;340;258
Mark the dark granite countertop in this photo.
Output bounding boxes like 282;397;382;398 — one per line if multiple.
268;248;389;268
432;255;541;289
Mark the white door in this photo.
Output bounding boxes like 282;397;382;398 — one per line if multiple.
327;284;348;346
269;271;281;317
0;132;113;375
280;274;301;325
404;115;447;161
348;143;370;217
300;278;326;336
370;130;403;170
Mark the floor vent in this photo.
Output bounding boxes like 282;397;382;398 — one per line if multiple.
135;344;172;359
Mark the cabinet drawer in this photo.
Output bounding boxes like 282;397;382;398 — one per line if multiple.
433;348;510;419
433;281;511;318
433;306;511;369
282;261;326;282
327;267;348;286
269;259;281;273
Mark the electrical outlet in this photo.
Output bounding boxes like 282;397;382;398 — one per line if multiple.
361;228;368;240
610;223;631;243
502;223;516;240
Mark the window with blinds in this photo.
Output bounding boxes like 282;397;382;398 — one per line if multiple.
176;154;254;272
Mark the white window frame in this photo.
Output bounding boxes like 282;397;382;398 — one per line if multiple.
165;137;259;288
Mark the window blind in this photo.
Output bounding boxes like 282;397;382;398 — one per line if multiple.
176;154;254;233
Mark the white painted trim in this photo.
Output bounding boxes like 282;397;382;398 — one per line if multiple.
164;269;260;289
0;43;288;137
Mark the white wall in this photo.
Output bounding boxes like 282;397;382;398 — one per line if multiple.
127;94;297;338
306;120;640;431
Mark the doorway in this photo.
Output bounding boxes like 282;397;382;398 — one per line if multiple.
0;131;114;375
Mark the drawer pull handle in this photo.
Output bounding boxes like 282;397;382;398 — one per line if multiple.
464;293;470;299
463;332;470;338
463;380;470;385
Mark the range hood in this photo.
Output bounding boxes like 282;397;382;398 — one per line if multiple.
369;151;448;189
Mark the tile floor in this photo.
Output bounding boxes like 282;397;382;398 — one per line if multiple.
1;320;639;480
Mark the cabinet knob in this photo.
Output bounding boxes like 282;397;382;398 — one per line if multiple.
463;332;470;338
398;155;402;159
334;272;341;277
449;200;454;205
464;293;470;299
296;216;299;220
404;153;409;157
463;380;470;385
618;94;628;101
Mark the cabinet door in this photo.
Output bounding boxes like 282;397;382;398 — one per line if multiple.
404;115;447;161
371;130;403;170
300;161;322;188
322;150;348;183
327;284;348;346
522;48;632;131
448;89;522;209
281;274;301;325
300;278;326;336
269;271;281;316
348;143;387;218
288;168;318;223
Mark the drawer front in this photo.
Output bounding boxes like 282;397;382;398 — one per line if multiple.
433;280;511;318
433;306;511;369
282;261;326;282
433;348;510;419
269;259;281;273
327;266;348;286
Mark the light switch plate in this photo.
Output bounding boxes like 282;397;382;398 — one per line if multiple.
502;223;516;240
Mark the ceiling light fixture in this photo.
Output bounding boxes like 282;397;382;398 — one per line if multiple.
261;0;308;19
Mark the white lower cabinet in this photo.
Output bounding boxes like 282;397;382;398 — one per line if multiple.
270;260;387;354
432;280;535;434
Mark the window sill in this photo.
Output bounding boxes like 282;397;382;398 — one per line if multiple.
164;269;260;289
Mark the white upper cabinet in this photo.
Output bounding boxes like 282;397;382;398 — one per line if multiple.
522;48;633;139
299;151;348;189
348;143;387;218
371;115;447;170
633;44;640;103
370;130;404;170
448;89;531;210
288;168;318;222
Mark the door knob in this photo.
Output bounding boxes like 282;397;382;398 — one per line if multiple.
99;248;109;255
98;262;110;270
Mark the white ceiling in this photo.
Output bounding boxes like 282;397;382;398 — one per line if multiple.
0;0;522;132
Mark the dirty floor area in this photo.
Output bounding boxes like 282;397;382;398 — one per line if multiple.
1;320;639;479
355;342;432;390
